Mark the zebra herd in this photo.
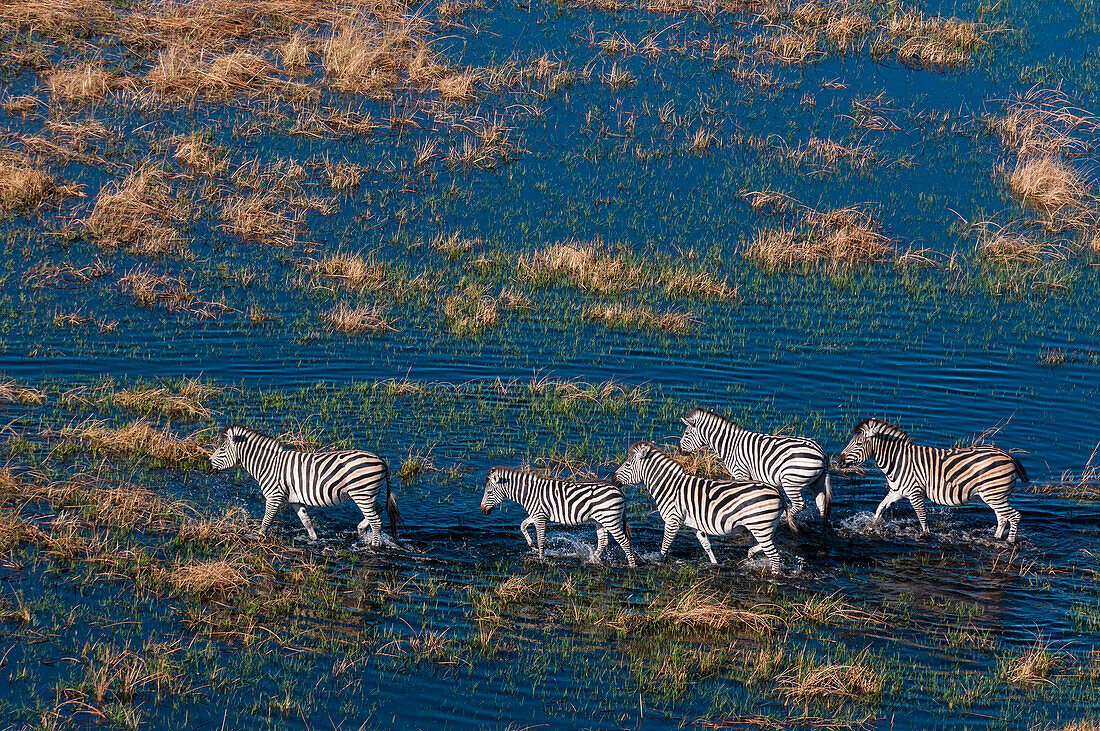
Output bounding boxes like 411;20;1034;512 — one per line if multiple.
209;409;1030;571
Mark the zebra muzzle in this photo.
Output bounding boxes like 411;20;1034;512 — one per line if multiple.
480;504;491;515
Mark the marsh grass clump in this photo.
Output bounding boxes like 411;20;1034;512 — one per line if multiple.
1004;637;1056;685
118;267;221;316
777;648;883;705
494;574;543;605
322;303;392;334
518;241;641;294
1036;445;1100;500
219;192;301;246
46;61;119;104
878;8;988;69
321;11;433;100
993;88;1097;158
173;133;223;177
59;418;208;468
746;203;896;271
144;47;278;100
582;303;697;333
442;284;528;335
170;559;249;597
1009;156;1096;232
668;445;726;478
0;380;47;405
104;379;220;419
281;31;313;72
85;167;187;257
646;583;780;635
0;151;56;211
431;232;482;259
303;251;414;295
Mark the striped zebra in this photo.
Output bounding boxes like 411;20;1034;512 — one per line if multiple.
838;418;1028;542
613;441;785;572
481;467;637;567
679;407;832;533
210;425;401;546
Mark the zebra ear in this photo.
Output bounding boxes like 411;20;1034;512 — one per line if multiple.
680;417;691;427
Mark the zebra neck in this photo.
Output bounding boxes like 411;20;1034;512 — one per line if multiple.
240;434;285;481
871;439;910;483
642;456;681;503
504;473;550;503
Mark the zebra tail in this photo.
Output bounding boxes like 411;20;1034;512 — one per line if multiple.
1011;454;1029;484
822;472;832;532
624;518;633;541
384;461;402;540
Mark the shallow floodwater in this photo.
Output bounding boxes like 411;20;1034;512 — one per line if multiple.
1;0;1099;727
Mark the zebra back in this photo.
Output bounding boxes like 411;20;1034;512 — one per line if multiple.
685;408;828;488
488;467;624;525
627;441;783;536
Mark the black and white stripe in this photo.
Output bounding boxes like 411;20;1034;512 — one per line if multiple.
210;425;401;545
679;407;832;533
481;467;636;567
839;418;1028;541
613;441;785;572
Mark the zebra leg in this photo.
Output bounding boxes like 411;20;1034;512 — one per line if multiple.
350;495;384;547
783;486;805;534
518;516;536;548
747;526;782;574
694;531;718;565
292;504;319;541
980;492;1021;542
659;515;682;560
872;490;905;526
534;515;548;561
593;525;609;563
908;492;930;535
607;522;637;568
257;491;287;538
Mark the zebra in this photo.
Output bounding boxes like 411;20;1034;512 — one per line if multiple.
613;441;785;572
209;424;401;546
679;407;832;533
838;418;1028;542
481;467;637;567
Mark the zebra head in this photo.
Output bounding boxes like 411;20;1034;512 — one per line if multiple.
839;418;911;467
614;441;654;486
210;425;247;471
678;409;707;454
481;468;509;515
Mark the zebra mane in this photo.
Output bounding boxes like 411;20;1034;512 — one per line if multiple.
684;407;739;430
854;418;912;443
219;424;287;449
489;466;614;485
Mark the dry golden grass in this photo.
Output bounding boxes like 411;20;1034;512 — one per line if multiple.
0;380;47;405
1009;156;1095;232
53;312;119;333
144;46;277;99
170;559;249;596
763;29;823;65
304;251;389;292
0;513;48;555
108;379;219;419
495;574;542;604
994;88;1097;158
281;31;313;72
518;241;641;294
118;267;196;310
777;649;883;704
322;12;432;100
60;418;208;467
322;303;392;334
443;284;499;335
45;62;119;104
648;583;779;635
172;133;223;176
320;157;364;191
0;152;55;212
436;70;478;102
0;0;115;36
668;446;726;478
84;167;187;257
1033;721;1100;731
1005;637;1055;685
219;192;300;246
975;224;1072;267
745;203;895;270
582;302;697;333
882;9;987;69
